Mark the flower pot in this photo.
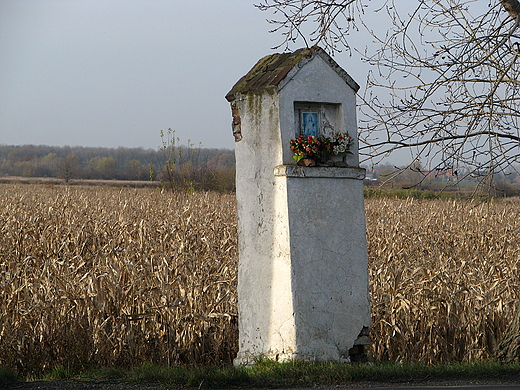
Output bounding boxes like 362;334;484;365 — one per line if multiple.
297;158;317;167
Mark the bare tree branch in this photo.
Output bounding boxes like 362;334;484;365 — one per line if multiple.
256;1;520;190
255;0;360;53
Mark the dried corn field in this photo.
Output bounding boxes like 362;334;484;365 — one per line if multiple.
366;197;520;363
1;184;520;375
0;184;238;375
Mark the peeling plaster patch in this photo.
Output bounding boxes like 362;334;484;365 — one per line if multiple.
230;102;242;142
349;326;371;362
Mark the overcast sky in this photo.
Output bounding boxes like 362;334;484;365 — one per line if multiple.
0;0;376;151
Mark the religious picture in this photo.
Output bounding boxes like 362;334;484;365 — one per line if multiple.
302;112;319;137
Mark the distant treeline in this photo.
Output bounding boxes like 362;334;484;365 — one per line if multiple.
364;162;520;197
0;144;235;192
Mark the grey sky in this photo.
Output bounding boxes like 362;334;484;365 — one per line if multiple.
0;0;374;151
0;0;498;161
1;0;264;150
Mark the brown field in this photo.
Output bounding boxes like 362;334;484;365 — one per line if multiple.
366;197;520;362
0;184;519;375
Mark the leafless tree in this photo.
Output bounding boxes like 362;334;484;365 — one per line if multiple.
256;0;520;193
58;154;80;183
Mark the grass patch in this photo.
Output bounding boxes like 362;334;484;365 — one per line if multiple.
45;365;75;380
35;360;520;388
0;365;19;387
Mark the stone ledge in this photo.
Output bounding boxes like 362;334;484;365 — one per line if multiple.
274;165;366;180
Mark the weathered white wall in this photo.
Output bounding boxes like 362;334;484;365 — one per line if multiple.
282;166;370;361
279;54;369;362
233;52;370;365
233;90;297;364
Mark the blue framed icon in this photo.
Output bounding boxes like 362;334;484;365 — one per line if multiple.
302;112;319;137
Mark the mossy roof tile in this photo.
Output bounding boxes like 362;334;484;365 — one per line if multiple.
225;46;359;102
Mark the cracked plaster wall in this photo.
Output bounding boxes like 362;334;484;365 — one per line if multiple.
286;176;370;361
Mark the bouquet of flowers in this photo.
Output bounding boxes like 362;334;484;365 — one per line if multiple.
331;132;354;156
290;135;333;162
290;132;353;163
